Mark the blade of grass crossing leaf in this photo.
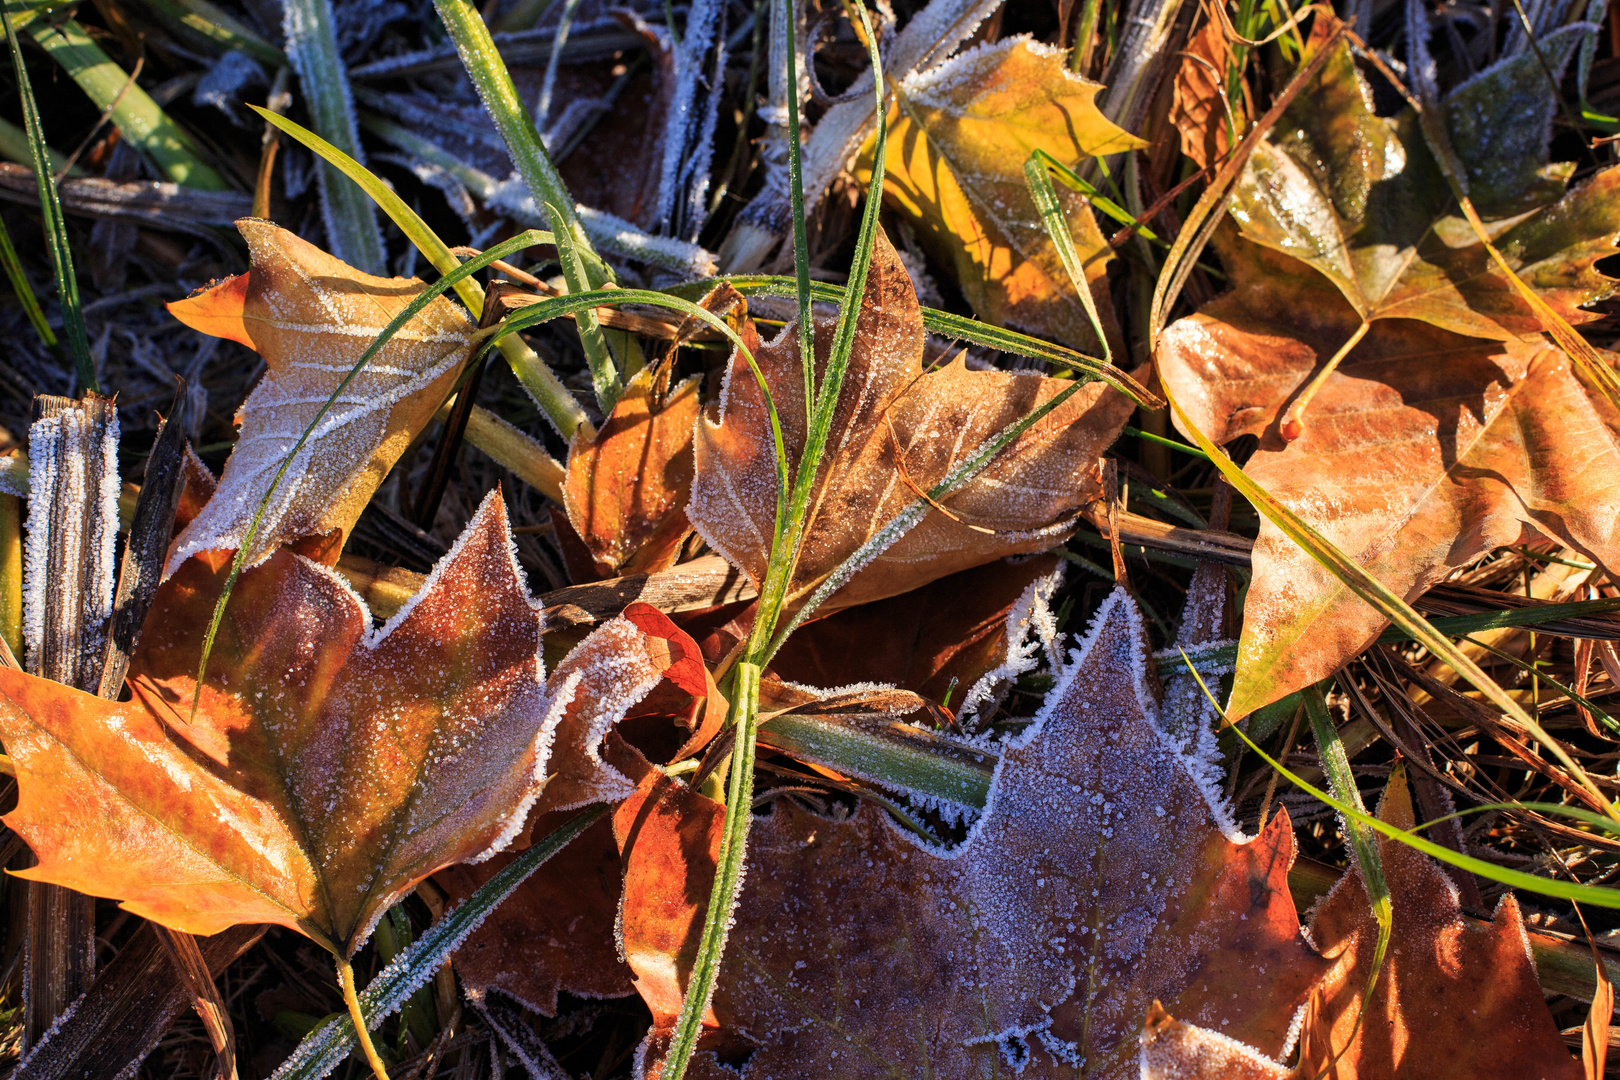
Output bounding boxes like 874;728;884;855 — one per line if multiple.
663;9;889;1080
21;14;227;190
4;12;91;389
784;0;815;427
1028;147;1155;241
281;0;384;273
270;808;606;1080
1304;682;1392;1015
249;106;588;440
1160;380;1620;820
670;275;1161;406
0;209;53;347
1180;654;1620;907
1024;153;1113;365
545;200;620;411
429;0;620;408
190;231;554;714
763;379;1090;661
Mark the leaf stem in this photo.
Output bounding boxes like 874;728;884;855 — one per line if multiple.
336;956;391;1080
1278;320;1369;440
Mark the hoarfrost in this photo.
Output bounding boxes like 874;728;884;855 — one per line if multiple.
701;589;1320;1078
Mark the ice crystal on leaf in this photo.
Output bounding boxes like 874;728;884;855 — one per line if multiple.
0;493;689;957
667;589;1324;1080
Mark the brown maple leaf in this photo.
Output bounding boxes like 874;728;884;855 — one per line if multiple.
768;553;1064;705
689;227;1134;614
0;494;687;956
1158;20;1620;712
165;219;474;571
1159;289;1620;713
563;368;703;579
1141;774;1579;1079
644;589;1324;1079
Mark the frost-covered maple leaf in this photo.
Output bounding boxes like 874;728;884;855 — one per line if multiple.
856;36;1142;354
689;227;1133;613
165;219;474;572
651;588;1323;1079
1141;775;1579;1079
0;493;686;956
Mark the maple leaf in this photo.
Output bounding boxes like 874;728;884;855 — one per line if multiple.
1223;22;1620;341
689;226;1134;613
563;368;703;579
0;494;687;955
436;812;632;1017
165;219;475;572
856;36;1143;354
650;589;1324;1079
1140;775;1579;1079
1160;304;1620;711
1158;22;1620;712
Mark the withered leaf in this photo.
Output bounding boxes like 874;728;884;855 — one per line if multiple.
667;590;1324;1079
564;369;702;579
166;219;474;572
1159;277;1620;713
1224;22;1620;340
1141;775;1579;1079
689;227;1133;613
856;36;1142;354
0;494;683;955
437;813;632;1017
769;553;1064;704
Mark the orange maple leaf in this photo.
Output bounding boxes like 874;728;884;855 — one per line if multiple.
0;494;689;956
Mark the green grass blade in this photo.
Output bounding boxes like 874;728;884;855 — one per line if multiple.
544;199;620;411
0;208;54;347
23;14;227;190
668;275;1161;406
430;0;619;405
0;113;72;173
139;0;286;66
270;807;606;1080
281;0;385;273
1304;683;1392;1005
5;10;91;388
1162;381;1620;820
250;105;588;439
1023;152;1115;364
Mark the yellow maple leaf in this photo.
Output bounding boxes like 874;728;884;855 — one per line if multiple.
856;37;1145;355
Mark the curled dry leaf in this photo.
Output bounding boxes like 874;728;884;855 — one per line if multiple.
660;589;1323;1079
564;368;703;579
689;227;1134;613
1159;21;1620;711
165;218;474;572
0;494;684;956
1169;20;1244;173
856;36;1141;354
1141;774;1578;1079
